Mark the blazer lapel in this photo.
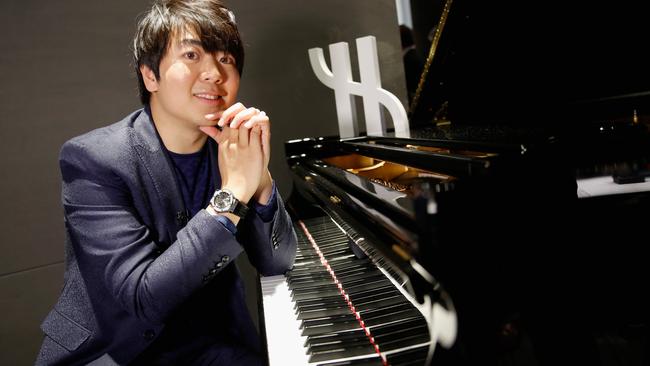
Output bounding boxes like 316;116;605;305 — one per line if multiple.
129;109;187;244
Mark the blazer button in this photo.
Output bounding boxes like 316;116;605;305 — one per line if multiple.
143;329;155;341
221;255;230;263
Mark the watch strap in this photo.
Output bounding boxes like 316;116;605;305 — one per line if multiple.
232;200;249;218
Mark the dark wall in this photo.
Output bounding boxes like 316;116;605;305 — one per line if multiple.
0;1;146;364
0;1;405;364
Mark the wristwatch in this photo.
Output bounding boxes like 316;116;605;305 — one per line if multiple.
209;188;249;218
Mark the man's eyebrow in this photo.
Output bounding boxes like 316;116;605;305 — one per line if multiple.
179;39;203;48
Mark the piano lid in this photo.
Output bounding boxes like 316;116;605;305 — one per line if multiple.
409;1;650;130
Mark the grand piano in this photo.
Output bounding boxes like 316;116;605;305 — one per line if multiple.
259;1;650;365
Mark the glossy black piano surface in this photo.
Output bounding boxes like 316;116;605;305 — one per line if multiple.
281;132;649;366
267;1;650;365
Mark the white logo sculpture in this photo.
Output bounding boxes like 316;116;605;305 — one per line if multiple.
308;36;410;138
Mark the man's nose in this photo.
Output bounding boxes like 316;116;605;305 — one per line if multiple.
202;60;223;83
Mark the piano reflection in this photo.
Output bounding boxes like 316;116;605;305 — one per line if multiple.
259;1;650;365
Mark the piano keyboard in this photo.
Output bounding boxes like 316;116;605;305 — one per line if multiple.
261;216;432;366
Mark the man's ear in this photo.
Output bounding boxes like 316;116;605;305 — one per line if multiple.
140;64;159;92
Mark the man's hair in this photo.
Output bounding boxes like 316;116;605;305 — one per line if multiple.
132;0;244;105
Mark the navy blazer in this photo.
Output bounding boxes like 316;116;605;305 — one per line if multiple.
36;108;297;365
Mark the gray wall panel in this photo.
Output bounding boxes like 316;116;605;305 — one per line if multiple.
0;0;147;274
0;264;64;366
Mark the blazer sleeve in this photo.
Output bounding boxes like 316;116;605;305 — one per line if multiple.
236;188;298;276
60;139;244;325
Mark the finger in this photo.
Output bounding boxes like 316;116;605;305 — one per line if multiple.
249;125;263;161
227;125;239;145
243;110;267;129
249;124;262;149
238;121;250;147
230;107;259;129
218;102;246;128
204;112;222;121
252;112;271;160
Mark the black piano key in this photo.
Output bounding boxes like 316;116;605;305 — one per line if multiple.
337;273;386;287
368;318;426;340
306;328;368;348
358;302;413;319
308;335;373;355
296;242;349;256
289;267;375;287
289;216;433;366
293;285;394;310
363;308;423;328
385;345;429;366
308;343;377;363
379;333;430;353
346;282;395;297
294;281;406;316
293;273;386;297
312;239;349;248
295;295;346;309
291;282;342;296
317;355;384;366
355;293;408;312
298;305;351;320
288;268;332;279
327;258;373;271
303;302;412;329
289;255;363;275
289;277;335;289
301;318;361;336
301;313;357;329
293;287;341;301
295;294;346;310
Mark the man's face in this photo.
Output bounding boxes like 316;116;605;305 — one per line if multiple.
143;28;240;129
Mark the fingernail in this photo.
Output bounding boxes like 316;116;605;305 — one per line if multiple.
205;113;215;119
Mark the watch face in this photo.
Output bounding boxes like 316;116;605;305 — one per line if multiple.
212;190;234;212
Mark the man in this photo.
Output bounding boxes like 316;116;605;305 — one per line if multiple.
36;1;297;364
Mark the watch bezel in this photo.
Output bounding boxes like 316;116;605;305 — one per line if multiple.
211;189;235;212
210;189;249;218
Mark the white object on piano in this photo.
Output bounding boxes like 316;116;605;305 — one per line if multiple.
308;36;410;139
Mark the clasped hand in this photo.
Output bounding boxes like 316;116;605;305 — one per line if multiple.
200;102;272;205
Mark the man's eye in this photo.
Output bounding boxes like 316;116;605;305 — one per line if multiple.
185;52;199;60
220;56;234;64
